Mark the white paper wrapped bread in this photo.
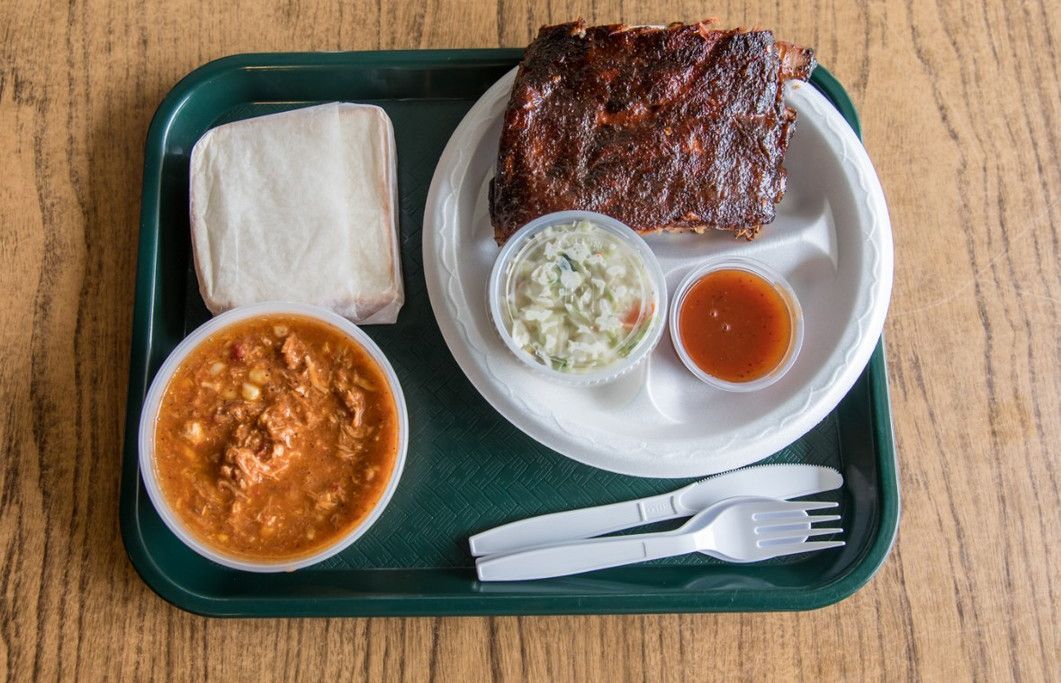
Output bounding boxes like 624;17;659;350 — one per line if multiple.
189;103;403;323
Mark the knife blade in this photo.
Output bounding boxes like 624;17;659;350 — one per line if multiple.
468;464;843;557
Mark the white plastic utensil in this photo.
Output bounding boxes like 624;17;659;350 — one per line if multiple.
468;464;842;557
475;497;844;582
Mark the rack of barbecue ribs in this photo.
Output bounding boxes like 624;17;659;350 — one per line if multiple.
489;20;816;243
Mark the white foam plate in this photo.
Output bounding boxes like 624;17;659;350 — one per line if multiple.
423;69;892;478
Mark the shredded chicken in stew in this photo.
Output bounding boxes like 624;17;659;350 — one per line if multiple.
154;315;399;560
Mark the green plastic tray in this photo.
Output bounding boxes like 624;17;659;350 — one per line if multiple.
121;50;899;616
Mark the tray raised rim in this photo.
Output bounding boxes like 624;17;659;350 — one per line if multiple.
120;49;899;617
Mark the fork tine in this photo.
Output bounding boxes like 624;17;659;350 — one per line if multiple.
752;521;815;534
753;509;840;525
756;527;844;543
757;540;846;557
751;501;839;519
756;514;842;532
752;512;818;523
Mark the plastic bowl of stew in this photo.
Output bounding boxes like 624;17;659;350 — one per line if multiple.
488;210;668;386
138;301;408;573
669;257;804;392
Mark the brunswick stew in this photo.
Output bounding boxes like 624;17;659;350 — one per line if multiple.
154;315;399;561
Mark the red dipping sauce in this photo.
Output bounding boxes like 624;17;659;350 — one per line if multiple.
677;269;793;383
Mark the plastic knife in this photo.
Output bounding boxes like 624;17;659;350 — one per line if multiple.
468;464;843;557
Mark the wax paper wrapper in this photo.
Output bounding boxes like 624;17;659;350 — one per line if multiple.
189;102;403;324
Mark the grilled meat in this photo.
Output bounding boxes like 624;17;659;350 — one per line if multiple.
489;20;816;242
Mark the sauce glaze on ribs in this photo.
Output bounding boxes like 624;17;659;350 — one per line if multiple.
489;20;816;243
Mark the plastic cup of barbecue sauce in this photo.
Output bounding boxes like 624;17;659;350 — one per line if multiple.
669;257;804;392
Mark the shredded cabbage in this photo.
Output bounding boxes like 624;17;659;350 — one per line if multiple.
503;220;654;373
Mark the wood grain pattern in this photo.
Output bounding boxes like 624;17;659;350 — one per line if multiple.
1;0;1057;680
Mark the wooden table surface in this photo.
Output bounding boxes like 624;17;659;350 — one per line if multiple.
2;0;1057;680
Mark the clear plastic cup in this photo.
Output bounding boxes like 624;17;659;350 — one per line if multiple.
138;301;408;573
488;210;668;386
669;257;804;392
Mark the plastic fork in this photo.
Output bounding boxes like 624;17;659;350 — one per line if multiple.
475;496;844;582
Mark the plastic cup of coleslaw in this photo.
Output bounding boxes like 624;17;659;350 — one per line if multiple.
488;210;667;386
